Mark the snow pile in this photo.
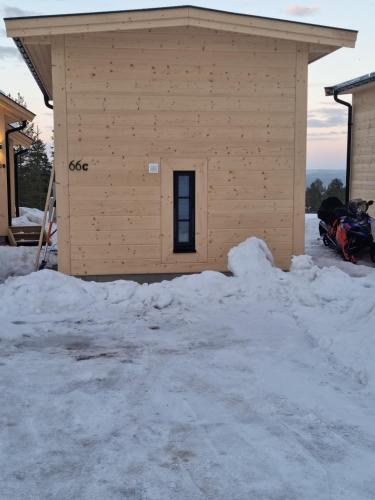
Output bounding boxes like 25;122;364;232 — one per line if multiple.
0;246;36;282
0;270;112;318
228;236;275;279
0;268;239;322
12;207;45;227
290;254;315;272
0;239;271;320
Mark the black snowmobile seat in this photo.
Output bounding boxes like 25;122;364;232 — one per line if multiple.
318;197;345;226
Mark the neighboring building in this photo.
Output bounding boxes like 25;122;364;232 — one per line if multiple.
325;73;375;217
0;92;34;242
6;6;357;275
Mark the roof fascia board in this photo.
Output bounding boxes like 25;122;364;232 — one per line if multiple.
4;5;357;34
186;7;356;48
5;7;190;37
325;72;375;96
5;6;357;48
0;95;35;122
11;130;33;147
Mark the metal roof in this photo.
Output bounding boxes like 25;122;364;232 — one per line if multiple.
325;72;375;96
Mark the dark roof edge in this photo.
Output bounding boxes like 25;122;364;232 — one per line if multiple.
325;72;375;96
13;37;51;101
8;123;33;139
4;4;358;34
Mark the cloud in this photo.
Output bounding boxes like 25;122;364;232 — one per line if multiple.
308;107;347;128
0;46;21;60
308;131;346;141
286;4;320;17
3;6;38;18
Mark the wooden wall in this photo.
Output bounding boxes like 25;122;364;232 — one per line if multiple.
52;26;307;275
0;130;18;234
351;86;375;217
0;113;7;237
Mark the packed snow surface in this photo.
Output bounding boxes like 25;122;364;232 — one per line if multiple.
1;236;375;499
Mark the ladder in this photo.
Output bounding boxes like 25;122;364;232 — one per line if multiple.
34;166;56;271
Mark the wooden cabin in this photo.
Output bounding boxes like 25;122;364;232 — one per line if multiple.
326;73;375;217
5;6;357;276
0;92;35;243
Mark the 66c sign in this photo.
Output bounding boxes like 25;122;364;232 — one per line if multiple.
69;160;88;171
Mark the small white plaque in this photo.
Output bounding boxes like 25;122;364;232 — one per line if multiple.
148;163;159;174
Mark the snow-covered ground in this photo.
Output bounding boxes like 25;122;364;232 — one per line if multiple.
1;228;375;499
0;207;57;281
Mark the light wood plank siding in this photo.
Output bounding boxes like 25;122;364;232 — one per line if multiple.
0;114;7;236
8;137;16;217
52;35;71;274
292;46;308;255
351;86;375;217
63;27;305;275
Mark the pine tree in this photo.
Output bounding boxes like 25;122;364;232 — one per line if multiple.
325;178;345;202
17;125;52;209
306;178;325;213
8;93;53;210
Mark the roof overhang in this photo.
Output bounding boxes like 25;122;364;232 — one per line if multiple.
11;129;33;148
0;92;35;123
5;5;358;102
325;72;375;96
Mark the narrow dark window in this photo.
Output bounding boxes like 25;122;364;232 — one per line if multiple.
173;171;195;253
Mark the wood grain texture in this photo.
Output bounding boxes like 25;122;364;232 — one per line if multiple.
292;45;308;257
0;114;7;236
50;26;311;275
351;88;375;217
8;138;16;217
51;35;71;273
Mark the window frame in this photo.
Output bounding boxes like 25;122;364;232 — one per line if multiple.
173;170;196;253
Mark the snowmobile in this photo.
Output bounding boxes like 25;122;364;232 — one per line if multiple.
318;197;375;263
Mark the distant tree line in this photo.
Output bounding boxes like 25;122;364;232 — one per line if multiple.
306;178;345;213
10;93;53;210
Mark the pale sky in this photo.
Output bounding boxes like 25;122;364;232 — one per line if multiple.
1;0;374;170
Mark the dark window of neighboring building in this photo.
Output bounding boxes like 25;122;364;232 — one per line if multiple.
173;171;195;253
